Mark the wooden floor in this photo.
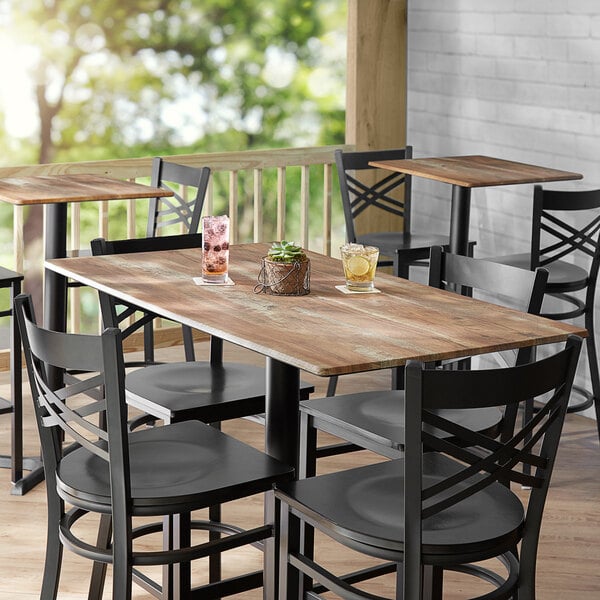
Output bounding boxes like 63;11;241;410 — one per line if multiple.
1;342;599;599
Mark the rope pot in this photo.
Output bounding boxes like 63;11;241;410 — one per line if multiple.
256;257;311;296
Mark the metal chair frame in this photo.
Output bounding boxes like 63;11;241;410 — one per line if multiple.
277;336;582;599
15;293;293;600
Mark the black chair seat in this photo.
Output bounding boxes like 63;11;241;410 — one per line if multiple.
126;361;313;423
57;420;293;513
489;252;589;291
301;390;502;458
278;457;523;560
277;338;581;599
301;249;547;477
15;292;293;598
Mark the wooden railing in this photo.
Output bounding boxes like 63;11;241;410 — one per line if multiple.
0;144;353;370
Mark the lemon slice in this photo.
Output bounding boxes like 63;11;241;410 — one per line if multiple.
347;255;370;276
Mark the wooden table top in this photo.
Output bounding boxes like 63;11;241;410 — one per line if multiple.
46;243;586;377
0;173;173;205
369;155;583;188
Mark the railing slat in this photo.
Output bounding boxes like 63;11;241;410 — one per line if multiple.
253;168;263;243
300;165;310;249
229;171;239;244
0;144;352;353
277;166;286;241
323;163;332;256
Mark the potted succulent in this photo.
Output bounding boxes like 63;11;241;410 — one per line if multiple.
257;240;310;295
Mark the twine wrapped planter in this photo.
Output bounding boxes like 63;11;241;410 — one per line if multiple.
256;257;311;296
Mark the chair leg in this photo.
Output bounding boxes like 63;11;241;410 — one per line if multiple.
208;422;222;584
326;375;338;397
298;413;316;595
583;315;600;444
40;496;63;600
163;513;194;599
88;514;112;600
182;324;196;362
112;520;133;600
420;565;444;600
277;500;302;600
209;504;222;583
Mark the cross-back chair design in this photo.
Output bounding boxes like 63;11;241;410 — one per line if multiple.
276;335;581;600
490;185;600;438
146;157;211;237
91;233;313;585
15;293;294;600
90;234;313;428
66;158;210;358
336;147;477;280
147;158;210;361
300;246;549;476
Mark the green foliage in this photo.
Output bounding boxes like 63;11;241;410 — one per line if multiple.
267;240;307;263
0;0;346;163
0;0;347;330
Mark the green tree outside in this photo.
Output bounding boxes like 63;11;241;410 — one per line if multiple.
0;0;347;332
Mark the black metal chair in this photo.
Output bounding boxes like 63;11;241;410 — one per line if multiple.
329;147;478;395
301;246;548;474
91;232;314;585
0;266;44;495
489;185;600;439
62;159;211;420
144;157;211;361
336;147;477;279
146;156;211;238
90;233;314;428
276;335;582;599
15;292;294;599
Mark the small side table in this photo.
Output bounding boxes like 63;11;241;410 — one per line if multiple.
0;266;43;495
369;155;583;255
0;173;174;392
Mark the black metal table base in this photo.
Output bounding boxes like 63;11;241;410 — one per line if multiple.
0;455;44;495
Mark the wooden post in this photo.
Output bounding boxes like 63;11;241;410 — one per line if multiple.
346;0;407;151
345;0;408;238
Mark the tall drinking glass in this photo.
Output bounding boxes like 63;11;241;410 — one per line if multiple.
202;215;230;283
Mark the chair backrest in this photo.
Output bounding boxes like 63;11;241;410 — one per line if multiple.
91;233;203;364
428;246;550;437
530;185;600;282
147;157;211;237
14;294;130;512
428;245;548;316
335;147;413;243
401;335;581;598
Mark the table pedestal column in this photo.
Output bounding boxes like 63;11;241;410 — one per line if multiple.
44;203;68;391
265;358;300;600
449;185;472;256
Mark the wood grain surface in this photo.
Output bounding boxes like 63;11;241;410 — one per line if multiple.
0;173;173;205
46;243;585;378
369;155;583;188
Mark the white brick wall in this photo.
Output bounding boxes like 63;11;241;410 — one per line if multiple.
407;1;600;418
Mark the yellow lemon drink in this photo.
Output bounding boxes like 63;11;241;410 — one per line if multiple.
340;243;380;291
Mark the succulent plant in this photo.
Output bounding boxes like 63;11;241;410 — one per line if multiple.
267;240;307;263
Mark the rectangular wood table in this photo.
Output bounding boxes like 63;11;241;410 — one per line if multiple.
46;242;586;597
369;155;583;255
